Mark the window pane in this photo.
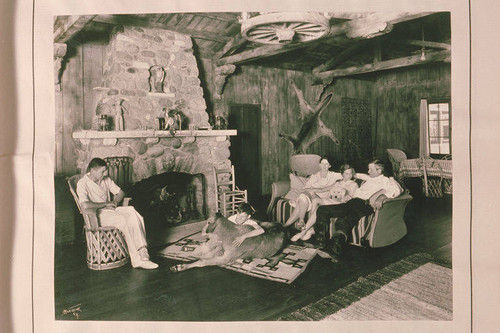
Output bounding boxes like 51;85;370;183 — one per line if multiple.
429;121;439;136
441;124;449;136
429;110;439;121
440;142;450;154
430;143;440;154
427;102;451;155
439;103;449;112
441;109;449;120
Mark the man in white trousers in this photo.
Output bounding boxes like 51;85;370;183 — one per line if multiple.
77;158;158;269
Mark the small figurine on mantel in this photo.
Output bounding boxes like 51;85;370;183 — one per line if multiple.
163;107;184;136
114;100;126;131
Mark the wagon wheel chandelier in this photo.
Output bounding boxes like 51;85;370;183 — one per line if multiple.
240;12;331;44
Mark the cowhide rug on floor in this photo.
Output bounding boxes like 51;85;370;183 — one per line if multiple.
158;232;318;284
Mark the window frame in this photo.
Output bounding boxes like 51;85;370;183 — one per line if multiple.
427;98;452;158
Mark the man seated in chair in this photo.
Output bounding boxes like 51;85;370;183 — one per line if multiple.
316;159;402;260
77;158;158;270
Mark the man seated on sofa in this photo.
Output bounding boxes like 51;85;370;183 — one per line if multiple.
77;157;158;269
315;159;402;260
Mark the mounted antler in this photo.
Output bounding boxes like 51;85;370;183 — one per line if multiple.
279;81;340;154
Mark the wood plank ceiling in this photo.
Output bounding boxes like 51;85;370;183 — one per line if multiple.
54;12;450;80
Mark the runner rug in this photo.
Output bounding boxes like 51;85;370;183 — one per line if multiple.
158;232;318;284
279;253;452;320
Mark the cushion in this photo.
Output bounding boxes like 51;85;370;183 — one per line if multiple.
284;173;309;201
289;154;321;177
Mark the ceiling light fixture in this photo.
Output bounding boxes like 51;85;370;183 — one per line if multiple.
420;25;426;61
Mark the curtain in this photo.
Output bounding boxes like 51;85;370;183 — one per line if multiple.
419;99;429;157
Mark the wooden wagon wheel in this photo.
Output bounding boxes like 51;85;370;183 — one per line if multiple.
241;12;330;44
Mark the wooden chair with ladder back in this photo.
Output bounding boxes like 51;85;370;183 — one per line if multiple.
213;165;248;217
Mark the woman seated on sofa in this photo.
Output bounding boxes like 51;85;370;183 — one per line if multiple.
283;157;342;233
291;164;359;242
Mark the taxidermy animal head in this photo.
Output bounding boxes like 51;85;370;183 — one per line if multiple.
279;81;340;154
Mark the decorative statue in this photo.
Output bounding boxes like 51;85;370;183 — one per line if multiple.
114;100;124;131
149;65;166;93
164;108;184;136
279;81;340;154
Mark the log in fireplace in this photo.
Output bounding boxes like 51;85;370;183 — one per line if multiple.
127;171;207;230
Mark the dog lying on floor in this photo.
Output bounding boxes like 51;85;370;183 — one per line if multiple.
170;213;287;272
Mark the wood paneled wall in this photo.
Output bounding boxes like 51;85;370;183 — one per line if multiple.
203;61;372;195
55;43;105;175
372;63;451;160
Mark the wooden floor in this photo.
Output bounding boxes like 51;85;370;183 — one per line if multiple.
54;193;452;321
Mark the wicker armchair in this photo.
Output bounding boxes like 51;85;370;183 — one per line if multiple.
67;174;129;270
387;149;407;181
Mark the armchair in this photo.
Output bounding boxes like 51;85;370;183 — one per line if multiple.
68;174;129;270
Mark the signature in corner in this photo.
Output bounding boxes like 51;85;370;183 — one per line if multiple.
62;304;82;319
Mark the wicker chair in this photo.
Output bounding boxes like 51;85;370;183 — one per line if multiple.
416;156;445;198
387;149;407;181
67;174;129;270
441;154;453;195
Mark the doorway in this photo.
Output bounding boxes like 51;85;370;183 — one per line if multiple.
228;104;262;204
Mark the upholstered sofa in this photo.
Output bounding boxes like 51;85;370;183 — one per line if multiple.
266;160;413;248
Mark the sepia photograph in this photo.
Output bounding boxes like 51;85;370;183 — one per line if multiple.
52;10;455;322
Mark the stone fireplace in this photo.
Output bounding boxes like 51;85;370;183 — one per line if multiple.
73;25;236;218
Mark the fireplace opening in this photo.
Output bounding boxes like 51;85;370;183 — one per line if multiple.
127;171;208;235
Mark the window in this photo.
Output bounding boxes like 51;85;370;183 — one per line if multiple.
427;101;451;155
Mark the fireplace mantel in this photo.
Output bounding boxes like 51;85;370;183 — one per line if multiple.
73;129;237;140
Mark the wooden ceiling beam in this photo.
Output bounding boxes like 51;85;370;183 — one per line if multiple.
399;39;451;50
314;49;450;82
213;34;247;60
197;12;239;22
217;12;435;66
54;15;97;42
312;40;372;74
93;15;232;43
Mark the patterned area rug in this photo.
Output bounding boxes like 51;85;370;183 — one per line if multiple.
158;232;318;284
279;253;452;320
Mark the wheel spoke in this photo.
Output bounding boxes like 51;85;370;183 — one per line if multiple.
249;31;277;38
287;22;302;29
296;23;320;30
295;25;326;32
251;27;275;33
264;36;279;43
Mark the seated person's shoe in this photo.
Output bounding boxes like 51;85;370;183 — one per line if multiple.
301;228;315;241
328;232;347;258
291;229;306;242
295;219;306;230
315;229;327;249
135;260;159;270
138;247;150;261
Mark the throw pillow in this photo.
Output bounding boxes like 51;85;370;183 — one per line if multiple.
284;173;309;201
